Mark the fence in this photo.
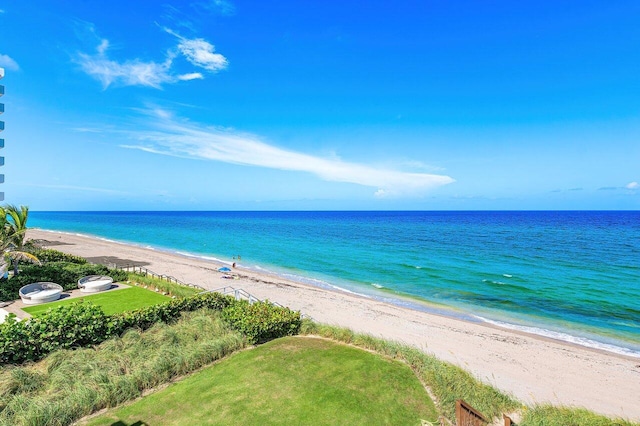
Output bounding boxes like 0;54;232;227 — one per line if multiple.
456;400;487;426
113;263;311;318
112;263;205;290
204;286;285;308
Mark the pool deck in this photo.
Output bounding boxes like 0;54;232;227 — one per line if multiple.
0;283;130;322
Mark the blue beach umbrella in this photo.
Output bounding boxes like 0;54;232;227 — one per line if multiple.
218;266;232;272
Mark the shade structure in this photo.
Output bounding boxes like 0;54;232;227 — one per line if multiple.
19;282;63;305
78;275;113;293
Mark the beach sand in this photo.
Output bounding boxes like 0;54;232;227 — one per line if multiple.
26;229;640;421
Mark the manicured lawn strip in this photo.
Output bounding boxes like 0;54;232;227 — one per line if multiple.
83;336;439;426
22;286;170;316
300;321;519;423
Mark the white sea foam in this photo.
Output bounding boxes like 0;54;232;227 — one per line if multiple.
277;271;371;297
482;279;506;285
503;274;513;278
175;251;227;264
371;283;384;289
475;316;640;359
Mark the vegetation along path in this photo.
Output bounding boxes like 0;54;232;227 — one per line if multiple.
80;336;439;426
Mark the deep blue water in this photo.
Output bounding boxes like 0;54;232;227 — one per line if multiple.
30;211;640;356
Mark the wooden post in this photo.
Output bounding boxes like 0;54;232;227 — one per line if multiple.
455;399;487;426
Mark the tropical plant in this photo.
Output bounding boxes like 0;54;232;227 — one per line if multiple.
1;205;39;275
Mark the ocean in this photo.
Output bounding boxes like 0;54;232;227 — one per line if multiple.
29;211;640;357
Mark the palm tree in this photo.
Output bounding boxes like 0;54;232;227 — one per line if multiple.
2;205;39;276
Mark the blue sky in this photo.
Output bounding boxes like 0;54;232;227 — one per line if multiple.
0;0;638;210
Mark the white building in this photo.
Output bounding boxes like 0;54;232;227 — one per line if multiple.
0;67;4;201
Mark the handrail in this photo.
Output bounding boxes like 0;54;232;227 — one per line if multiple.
111;263;206;290
205;286;286;309
110;263;311;319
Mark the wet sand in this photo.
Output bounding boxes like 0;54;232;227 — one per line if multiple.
27;229;640;421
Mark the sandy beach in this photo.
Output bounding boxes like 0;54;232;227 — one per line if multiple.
25;229;640;421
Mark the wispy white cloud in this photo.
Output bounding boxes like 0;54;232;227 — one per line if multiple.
76;26;227;89
177;72;204;81
0;54;19;71
625;181;638;190
192;0;235;16
120;109;454;196
77;50;174;89
162;27;228;72
176;38;228;71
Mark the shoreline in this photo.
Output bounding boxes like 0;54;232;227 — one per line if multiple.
27;229;640;420
31;227;640;359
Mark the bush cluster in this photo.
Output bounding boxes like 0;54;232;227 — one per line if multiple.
109;291;233;333
0;303;109;363
0;310;245;426
26;248;88;264
221;299;302;343
0;292;301;364
0;262;128;302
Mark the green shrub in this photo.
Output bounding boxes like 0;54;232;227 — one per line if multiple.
0;310;245;426
26;248;87;265
0;289;300;365
221;300;302;343
0;292;234;365
0;262;128;302
0;303;108;364
109;292;233;334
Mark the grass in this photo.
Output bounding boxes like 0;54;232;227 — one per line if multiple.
299;321;521;423
21;286;171;316
0;302;635;426
0;309;245;426
125;272;201;299
81;336;439;426
520;406;639;426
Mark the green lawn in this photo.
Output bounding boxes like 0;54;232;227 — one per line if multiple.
82;336;438;426
22;286;171;316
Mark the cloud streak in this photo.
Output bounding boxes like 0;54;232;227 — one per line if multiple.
77;51;174;89
0;54;19;71
120;110;454;196
76;27;227;89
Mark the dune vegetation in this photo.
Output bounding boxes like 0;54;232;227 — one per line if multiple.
0;222;635;425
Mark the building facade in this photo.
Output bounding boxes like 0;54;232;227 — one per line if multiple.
0;67;4;201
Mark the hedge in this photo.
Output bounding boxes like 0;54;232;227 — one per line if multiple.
0;292;302;364
26;248;88;264
221;299;303;343
0;262;128;302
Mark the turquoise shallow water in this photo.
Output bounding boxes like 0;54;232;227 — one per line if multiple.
30;211;640;357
